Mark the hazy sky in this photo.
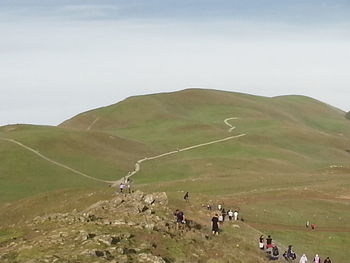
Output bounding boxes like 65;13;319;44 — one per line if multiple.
1;0;349;126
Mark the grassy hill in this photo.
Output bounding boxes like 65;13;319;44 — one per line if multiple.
1;88;350;262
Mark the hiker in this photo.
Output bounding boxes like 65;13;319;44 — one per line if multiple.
311;223;316;230
119;182;125;193
287;245;297;260
266;235;273;249
184;192;189;202
323;257;331;263
174;209;185;230
211;214;219;235
306;221;310;228
207;204;212;210
228;210;233;221
313;254;321;263
233;210;238;221
127;183;131;193
218;214;224;225
300;254;308;263
218;204;222;211
259;235;265;250
270;245;279;260
221;208;226;222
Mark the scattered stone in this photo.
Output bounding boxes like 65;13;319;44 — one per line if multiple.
137;253;166;263
95;250;104;257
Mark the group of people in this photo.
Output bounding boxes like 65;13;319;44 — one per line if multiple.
210;204;241;235
305;221;317;230
259;235;280;260
216;204;240;222
169;192;334;262
118;177;132;194
259;235;332;263
299;254;332;263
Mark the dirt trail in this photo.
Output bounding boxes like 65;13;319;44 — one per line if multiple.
0;117;245;186
114;118;245;185
248;222;350;233
0;137;115;184
87;117;99;131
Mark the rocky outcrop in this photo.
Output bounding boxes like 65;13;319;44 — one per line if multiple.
0;191;195;263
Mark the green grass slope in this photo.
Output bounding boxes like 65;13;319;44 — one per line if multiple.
58;88;350;262
0;124;152;202
60;88;350;179
1;88;350;262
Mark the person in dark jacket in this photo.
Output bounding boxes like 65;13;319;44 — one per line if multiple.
266;235;273;249
211;214;219;235
184;192;189;202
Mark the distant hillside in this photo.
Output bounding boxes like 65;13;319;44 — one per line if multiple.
1;88;350;263
60;88;350;180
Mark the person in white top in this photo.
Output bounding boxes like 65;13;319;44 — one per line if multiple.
313;254;321;263
228;210;234;221
300;254;308;263
119;183;125;193
233;210;238;221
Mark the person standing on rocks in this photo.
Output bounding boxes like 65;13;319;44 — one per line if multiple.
323;257;331;263
211;214;219;235
119;182;125;193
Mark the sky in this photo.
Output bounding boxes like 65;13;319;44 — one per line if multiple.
1;0;350;126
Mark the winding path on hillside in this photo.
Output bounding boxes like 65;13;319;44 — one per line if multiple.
115;117;246;185
87;117;100;131
0;137;115;184
0;118;245;186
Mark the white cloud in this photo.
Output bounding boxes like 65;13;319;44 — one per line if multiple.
0;19;349;126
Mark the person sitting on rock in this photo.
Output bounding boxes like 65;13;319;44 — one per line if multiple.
269;245;279;260
287;245;296;260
